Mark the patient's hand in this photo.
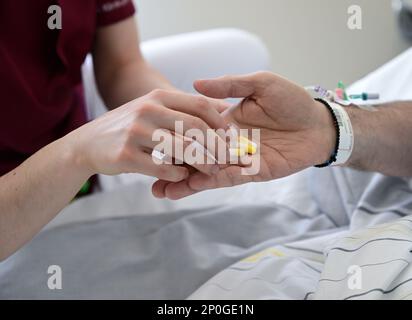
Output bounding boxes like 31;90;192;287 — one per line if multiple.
152;72;336;199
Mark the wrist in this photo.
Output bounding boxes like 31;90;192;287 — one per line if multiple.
58;133;95;180
314;99;356;167
344;106;366;169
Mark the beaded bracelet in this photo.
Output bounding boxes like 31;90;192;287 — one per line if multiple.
314;98;341;168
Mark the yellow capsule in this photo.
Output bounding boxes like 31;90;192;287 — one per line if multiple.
238;136;257;155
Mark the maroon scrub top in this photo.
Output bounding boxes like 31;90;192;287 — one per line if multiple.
0;0;135;176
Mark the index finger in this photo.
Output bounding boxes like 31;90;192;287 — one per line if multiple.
150;89;229;130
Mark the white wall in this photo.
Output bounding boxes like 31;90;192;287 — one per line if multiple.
135;0;410;88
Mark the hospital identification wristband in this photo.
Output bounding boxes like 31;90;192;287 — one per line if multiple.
315;98;354;167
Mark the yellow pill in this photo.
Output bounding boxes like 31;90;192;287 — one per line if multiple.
238;136;257;155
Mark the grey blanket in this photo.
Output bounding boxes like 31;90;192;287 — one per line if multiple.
0;201;335;299
1;166;411;299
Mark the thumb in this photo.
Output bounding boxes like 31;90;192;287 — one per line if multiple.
194;74;259;99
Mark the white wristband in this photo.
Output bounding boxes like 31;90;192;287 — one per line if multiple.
329;102;354;166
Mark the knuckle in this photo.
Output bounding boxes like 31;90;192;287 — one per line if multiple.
221;75;232;82
154;165;168;178
149;89;167;100
115;146;133;164
195;95;210;109
255;71;272;80
190;118;208;131
127;123;145;138
135;103;156;119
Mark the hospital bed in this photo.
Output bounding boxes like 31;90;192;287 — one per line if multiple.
0;29;412;300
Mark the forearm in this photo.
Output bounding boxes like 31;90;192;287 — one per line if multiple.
346;101;412;176
0;137;91;261
98;61;174;110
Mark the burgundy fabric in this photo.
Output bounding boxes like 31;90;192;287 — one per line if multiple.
0;0;135;176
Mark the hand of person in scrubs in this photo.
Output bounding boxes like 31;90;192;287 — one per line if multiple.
68;89;229;180
0;89;229;261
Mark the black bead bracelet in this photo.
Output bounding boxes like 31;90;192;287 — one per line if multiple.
314;98;341;168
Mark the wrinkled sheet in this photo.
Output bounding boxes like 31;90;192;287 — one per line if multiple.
190;169;412;299
0;169;322;299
